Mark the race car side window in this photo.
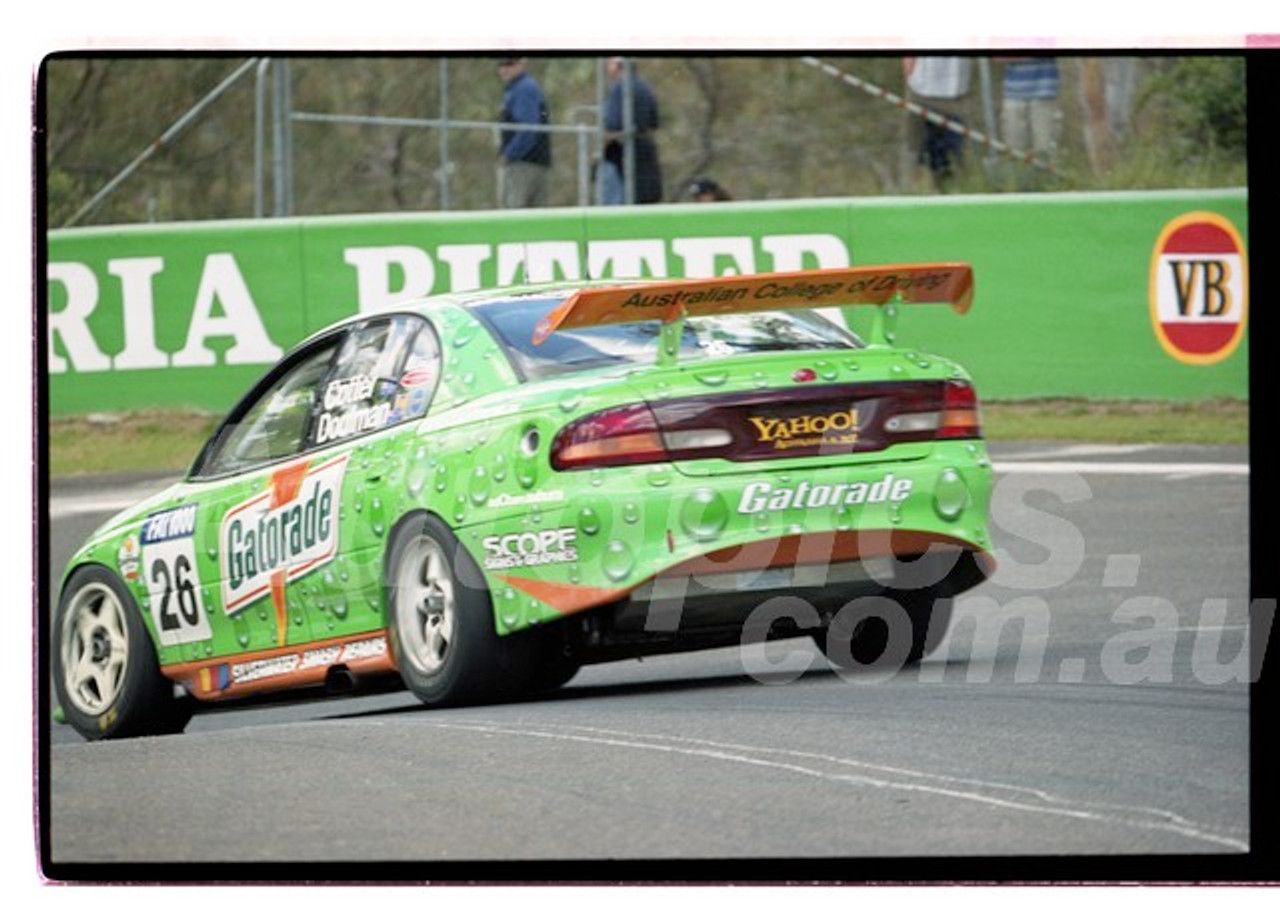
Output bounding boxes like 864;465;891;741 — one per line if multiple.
305;315;439;452
193;336;341;478
395;322;443;416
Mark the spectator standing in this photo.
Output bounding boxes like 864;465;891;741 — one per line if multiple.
600;57;663;204
903;56;972;191
497;57;551;208
998;56;1062;190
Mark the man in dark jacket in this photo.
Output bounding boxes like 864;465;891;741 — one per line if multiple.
600;57;662;204
497;58;551;207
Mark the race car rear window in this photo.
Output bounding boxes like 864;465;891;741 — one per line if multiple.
469;296;863;380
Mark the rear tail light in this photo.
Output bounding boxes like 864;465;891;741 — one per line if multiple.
663;428;735;452
550;403;667;470
938;379;982;439
551;404;735;471
882;379;980;441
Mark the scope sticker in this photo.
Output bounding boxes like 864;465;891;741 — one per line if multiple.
1149;212;1248;365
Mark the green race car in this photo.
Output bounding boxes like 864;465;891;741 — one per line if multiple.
53;264;996;740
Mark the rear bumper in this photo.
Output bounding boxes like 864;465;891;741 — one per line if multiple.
571;545;991;664
467;439;994;635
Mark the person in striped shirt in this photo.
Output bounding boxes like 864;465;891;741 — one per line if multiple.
998;56;1063;190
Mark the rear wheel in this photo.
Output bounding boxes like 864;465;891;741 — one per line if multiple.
386;513;526;705
525;643;581;694
54;566;191;740
815;592;953;670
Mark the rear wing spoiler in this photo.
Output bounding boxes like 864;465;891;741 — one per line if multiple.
531;263;973;346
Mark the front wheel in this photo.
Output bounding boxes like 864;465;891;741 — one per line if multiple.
386;513;526;706
53;565;192;740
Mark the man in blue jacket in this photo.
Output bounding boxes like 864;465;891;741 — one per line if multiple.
497;57;551;208
600;56;663;205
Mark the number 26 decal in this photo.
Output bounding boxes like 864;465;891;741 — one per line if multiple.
140;504;212;646
152;555;201;634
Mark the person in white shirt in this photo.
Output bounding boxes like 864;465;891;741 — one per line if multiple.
903;56;973;191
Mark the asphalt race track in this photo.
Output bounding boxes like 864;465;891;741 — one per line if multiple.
40;442;1259;878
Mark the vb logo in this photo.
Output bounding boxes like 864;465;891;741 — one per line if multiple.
1150;212;1248;365
1168;259;1233;318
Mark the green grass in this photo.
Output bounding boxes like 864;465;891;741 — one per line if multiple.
45;399;1248;478
49;410;221;477
981;398;1248;445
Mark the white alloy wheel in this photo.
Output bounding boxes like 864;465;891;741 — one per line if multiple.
392;534;457;677
59;580;131;716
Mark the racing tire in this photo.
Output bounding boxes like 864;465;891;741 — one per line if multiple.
524;644;581;695
53;565;192;741
815;592;954;671
386;513;527;706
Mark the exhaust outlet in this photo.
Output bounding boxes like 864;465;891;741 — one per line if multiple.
324;667;358;694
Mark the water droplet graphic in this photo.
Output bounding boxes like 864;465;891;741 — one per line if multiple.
680;488;729;541
578;507;602;536
468;466;491;506
407;459;428;496
499;587;520;629
933;468;968;521
602;540;635;582
515;455;538;489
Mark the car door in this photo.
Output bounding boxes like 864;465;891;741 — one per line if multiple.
157;315;441;687
169;329;348;670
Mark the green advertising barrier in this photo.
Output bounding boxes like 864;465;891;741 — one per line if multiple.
46;188;1247;416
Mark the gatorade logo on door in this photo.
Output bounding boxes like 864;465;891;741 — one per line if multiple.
1149;212;1248;365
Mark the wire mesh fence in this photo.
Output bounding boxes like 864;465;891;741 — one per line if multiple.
41;54;1246;228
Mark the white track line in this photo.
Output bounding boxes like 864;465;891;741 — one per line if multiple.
995;461;1247;476
425;719;1248;853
